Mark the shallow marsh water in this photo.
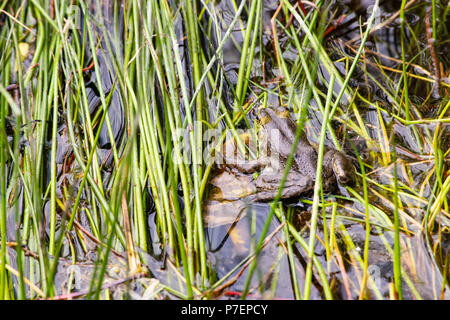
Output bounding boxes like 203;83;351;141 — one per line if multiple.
1;0;449;299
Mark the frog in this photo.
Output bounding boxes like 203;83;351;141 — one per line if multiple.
206;106;356;225
209;106;355;204
204;106;356;254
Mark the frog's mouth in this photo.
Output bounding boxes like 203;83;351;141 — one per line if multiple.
335;171;351;185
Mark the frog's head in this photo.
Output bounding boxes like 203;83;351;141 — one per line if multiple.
255;108;273;126
256;107;291;128
330;151;356;186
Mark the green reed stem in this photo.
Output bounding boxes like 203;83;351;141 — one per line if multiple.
303;75;335;299
391;140;403;299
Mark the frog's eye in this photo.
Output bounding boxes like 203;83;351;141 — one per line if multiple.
257;111;272;125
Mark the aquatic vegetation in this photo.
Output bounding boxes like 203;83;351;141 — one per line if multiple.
0;0;448;300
